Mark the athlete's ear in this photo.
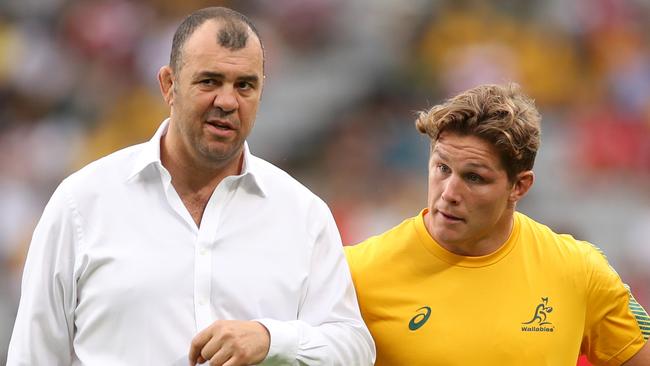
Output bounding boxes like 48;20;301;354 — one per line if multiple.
158;65;174;106
509;170;534;206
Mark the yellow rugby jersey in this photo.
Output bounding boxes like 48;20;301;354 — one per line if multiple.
345;209;649;366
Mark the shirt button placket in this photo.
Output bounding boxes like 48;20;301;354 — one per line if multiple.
194;240;212;330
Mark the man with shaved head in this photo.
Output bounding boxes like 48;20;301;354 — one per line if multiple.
8;7;375;366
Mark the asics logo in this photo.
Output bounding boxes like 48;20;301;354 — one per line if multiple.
408;306;431;331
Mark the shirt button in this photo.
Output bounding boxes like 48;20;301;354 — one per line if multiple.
198;298;206;306
199;248;207;256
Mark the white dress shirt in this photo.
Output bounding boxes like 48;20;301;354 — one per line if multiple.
8;120;375;365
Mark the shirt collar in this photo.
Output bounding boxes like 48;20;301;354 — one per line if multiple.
239;141;267;197
127;119;267;197
127;118;169;181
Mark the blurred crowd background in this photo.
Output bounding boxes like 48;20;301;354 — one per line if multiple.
1;0;649;362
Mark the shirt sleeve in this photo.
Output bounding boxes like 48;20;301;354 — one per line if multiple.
255;198;376;366
581;243;649;366
7;181;79;365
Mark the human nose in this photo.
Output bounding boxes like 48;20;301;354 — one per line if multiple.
213;85;239;113
441;175;462;204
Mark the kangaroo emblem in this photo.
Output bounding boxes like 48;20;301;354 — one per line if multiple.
522;297;553;325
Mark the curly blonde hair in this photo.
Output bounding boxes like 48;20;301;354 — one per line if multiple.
416;83;541;181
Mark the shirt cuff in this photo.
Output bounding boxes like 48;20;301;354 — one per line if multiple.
255;318;299;365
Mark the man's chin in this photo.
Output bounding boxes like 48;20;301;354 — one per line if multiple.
200;143;244;165
431;227;465;246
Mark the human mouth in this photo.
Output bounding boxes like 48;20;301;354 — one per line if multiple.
204;119;237;138
206;119;235;131
437;209;464;222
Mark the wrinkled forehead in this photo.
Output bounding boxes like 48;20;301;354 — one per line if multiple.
177;20;263;78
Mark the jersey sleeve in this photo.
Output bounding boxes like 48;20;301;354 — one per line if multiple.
581;243;649;366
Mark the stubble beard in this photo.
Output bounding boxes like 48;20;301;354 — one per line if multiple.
196;135;243;167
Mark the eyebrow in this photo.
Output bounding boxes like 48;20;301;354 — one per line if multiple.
194;71;260;84
238;75;260;84
466;162;493;171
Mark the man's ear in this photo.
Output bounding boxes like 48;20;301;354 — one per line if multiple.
509;170;534;205
158;66;174;106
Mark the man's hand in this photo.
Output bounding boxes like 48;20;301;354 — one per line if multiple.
188;320;270;366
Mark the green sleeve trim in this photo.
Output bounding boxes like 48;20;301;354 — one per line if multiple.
628;293;650;341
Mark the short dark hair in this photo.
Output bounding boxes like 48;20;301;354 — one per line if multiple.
169;7;264;72
416;83;541;181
